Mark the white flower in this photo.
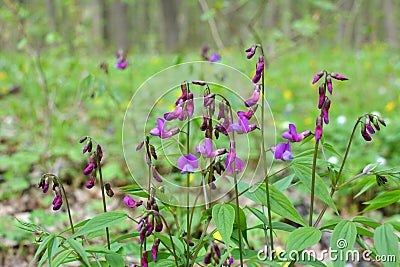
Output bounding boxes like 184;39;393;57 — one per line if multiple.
336;115;347;125
376;156;386;166
328;156;338;165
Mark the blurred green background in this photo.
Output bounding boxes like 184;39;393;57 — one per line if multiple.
0;0;399;265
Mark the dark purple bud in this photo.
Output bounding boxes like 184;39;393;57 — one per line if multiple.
82;141;92;154
152;238;160;262
315;116;323;143
322;98;331;124
330;72;348;81
192;80;207;86
83;163;94;175
79;136;88;143
365;118;375;134
150;145;157;160
135;200;143;207
52;192;63;210
146;223;154;237
136;140;144;151
378;117;386;127
361;124;372;141
371;116;381;131
312;70;324;84
200;116;208;131
42;180;49;193
86;176;95;189
204;252;212;264
96;145;103;161
155;216;163;232
142;251;148;267
318;84;326;109
256;55;264;74
252;72;261;84
326;75;333;94
245;44;257;59
138;219;144;231
152;166;163;182
187;92;194;118
104;182;114;197
376;175;388;186
140;228;146;243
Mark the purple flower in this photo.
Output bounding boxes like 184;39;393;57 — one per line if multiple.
315;116;323;143
187;92;194;118
226;141;245;174
256;55;264;74
217;101;227;120
361;124;372;141
209;53;221;62
152;238;160;262
271;142;293;161
252;73;261;83
365;117;375;134
244;84;261;107
204;93;216;115
176;82;188;105
200;115;209;131
85;176;95;189
177;154;199;174
229;116;257;134
245;44;257;59
52;191;63;210
282;124;311;142
141;252;148;267
152;166;163;182
326;75;333;94
115;58;128;70
312;70;325;84
318;84;326;109
237;109;254;120
330;72;348;81
196;138;226;158
322;98;331;124
124;195;137;208
150;118;180;139
164;104;186;121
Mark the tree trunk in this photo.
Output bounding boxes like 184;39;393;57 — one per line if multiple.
160;0;180;52
383;0;398;47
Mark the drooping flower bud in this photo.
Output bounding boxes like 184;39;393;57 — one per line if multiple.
326;75;333;94
152;166;163;182
141;251;148;267
376;175;388;186
150;145;157;160
256;55;264;75
82;140;92;154
136;140;145;151
79;136;88;143
123;195;136;208
151;238;160;262
330;72;348;81
318;84;326;109
245;44;257;59
96;144;103;161
312;70;324;84
322;98;331;124
85;176;95;189
155;215;163;232
83;163;94;175
365;117;375;134
361;124;372;141
104;182;114;197
315;116;323;143
52;189;63;210
192;80;207;86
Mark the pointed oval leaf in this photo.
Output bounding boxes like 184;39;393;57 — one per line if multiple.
374;223;399;267
70;211;128;239
330;220;357;267
212;204;235;247
66;238;90;267
286;226;322;253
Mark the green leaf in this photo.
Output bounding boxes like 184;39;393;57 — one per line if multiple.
212;204;235;248
228;204;248;244
352;216;381;229
292;164;338;213
362;190;400;212
70;211;128;239
286;226;322;253
330;220;357;267
374;223;400;267
155;259;176;267
274;174;295;192
66;238;90;267
105;253;125;267
32;234;52;265
51;250;73;267
47;235;59;266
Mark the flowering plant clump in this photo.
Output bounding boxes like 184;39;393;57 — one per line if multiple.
22;44;400;267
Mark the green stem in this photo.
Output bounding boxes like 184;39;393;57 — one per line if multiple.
314;116;362;227
97;157;110;250
259;46;274;257
309;140;319;226
186;107;191;267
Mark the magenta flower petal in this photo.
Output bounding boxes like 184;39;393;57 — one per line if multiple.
177;154;199;174
271;142;293;161
315;116;323;143
312;70;324;84
252;73;261;83
209;53;221;62
330;73;348;81
124;195;136;208
326;75;333;94
244;85;261;107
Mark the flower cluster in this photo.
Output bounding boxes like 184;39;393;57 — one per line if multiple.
201;45;221;62
312;70;348;142
360;114;386;141
271;124;311;161
115;50;128;70
38;174;63;210
203;241;234;266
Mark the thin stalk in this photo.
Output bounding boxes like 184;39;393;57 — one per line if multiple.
314;117;362;227
59;182;75;234
190;217;212;266
97;158;110;250
309;140;319;226
228;106;244;267
260;46;274;257
186;110;191;267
